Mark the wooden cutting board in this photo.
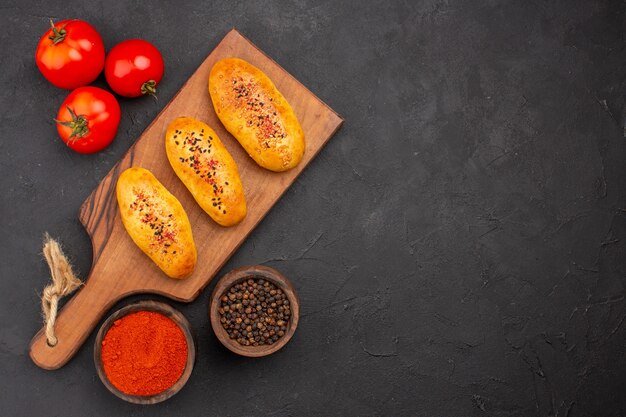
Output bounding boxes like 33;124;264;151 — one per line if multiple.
30;29;343;370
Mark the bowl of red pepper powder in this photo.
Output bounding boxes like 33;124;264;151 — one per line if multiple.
94;300;195;404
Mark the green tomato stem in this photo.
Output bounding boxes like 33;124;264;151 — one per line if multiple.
54;106;89;144
48;19;67;45
141;80;158;98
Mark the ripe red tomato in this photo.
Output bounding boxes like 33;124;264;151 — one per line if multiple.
35;19;105;90
105;39;164;97
55;87;121;154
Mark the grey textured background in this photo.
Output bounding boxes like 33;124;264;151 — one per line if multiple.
1;1;625;416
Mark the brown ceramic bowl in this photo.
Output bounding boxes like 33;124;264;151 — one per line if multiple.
209;265;300;357
94;300;196;404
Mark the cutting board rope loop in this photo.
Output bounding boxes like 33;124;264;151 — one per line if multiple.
40;234;83;347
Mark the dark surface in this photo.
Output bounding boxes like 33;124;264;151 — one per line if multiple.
1;1;625;416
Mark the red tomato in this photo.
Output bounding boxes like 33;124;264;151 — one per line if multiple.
105;39;164;97
55;87;121;154
35;19;105;90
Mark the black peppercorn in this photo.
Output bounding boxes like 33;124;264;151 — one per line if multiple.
218;277;291;347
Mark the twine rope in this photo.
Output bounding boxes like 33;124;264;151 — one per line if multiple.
41;234;82;346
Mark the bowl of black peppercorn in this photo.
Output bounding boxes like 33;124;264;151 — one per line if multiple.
209;265;300;357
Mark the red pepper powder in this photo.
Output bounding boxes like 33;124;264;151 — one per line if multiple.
101;311;188;396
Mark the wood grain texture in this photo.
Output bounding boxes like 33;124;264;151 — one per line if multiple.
29;29;343;370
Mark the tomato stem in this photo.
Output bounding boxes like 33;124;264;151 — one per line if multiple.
54;106;89;144
140;80;158;98
48;19;67;45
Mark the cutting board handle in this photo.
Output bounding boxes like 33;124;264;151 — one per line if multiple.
29;262;125;370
